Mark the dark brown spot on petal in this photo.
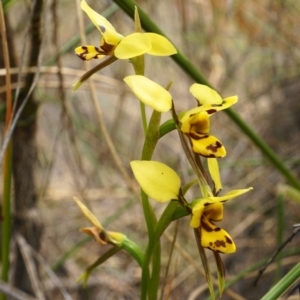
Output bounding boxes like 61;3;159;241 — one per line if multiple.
100;42;115;54
204;202;211;207
206;109;217;114
201;219;214;232
225;236;233;244
99;25;106;32
189;133;209;140
99;231;106;241
214;240;226;248
209;242;213;246
214;227;221;232
206;141;223;153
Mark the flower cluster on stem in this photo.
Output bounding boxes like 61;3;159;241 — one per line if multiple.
73;2;253;299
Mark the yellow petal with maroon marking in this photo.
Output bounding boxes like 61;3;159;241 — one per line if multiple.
208;158;222;193
189;84;223;106
190;198;217;228
201;216;236;253
143;33;177;56
81;0;123;45
75;45;105;60
191;135;226;158
181;111;210;136
115;33;151;59
203;202;223;222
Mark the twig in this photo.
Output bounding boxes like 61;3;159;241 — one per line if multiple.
30;247;73;300
15;235;46;300
254;224;300;286
0;281;37;300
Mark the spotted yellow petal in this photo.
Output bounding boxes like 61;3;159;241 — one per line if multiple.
190;199;219;228
130;160;181;202
201;216;236;253
124;75;172;112
75;45;105;61
208;158;222;193
114;33;151;59
206;96;238;114
73;197;103;230
143;33;177;56
203;202;223;222
81;0;123;45
190;84;223;106
191;135;226;158
180;107;207;125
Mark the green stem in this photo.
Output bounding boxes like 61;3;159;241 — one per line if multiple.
1;140;12;300
276;194;284;280
140;190;155;300
140;101;147;136
139;110;161;299
149;243;161;300
122;238;144;268
113;0;300;191
147;201;179;300
154;201;179;239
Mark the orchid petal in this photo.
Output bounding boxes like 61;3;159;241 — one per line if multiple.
81;0;123;45
143;33;177;56
114;33;151;59
208;188;253;202
190;84;223;106
124;75;172;112
203;202;223;222
130;160;181;202
201;216;236;253
208;158;222;193
80;226;107;245
75;45;105;61
191;135;226;158
73;197;103;230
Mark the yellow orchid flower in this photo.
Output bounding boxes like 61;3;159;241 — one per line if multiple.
75;0;177;61
180;84;238;158
180;110;226;158
73;197;125;246
190;188;253;254
124;75;172;112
